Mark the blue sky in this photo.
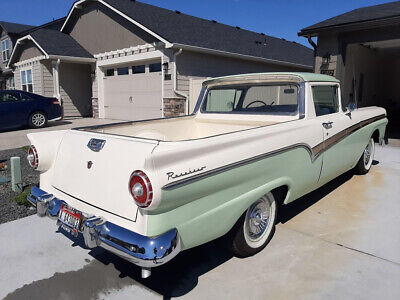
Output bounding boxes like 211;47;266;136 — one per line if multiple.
0;0;394;47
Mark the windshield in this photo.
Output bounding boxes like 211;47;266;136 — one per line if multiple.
201;83;299;116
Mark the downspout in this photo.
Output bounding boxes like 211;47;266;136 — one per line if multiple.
173;48;189;115
307;35;317;57
53;59;62;118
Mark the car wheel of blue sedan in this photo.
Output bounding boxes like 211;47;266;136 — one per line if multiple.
29;112;47;129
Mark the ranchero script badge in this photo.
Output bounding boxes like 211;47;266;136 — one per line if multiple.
166;166;206;181
87;161;93;169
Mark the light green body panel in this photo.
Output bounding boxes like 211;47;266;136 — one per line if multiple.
146;118;387;251
147;148;322;250
319;118;387;186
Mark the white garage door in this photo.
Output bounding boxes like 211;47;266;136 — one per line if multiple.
103;62;162;121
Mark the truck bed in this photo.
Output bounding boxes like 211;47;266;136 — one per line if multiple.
78;116;282;141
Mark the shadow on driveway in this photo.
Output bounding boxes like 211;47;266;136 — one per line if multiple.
7;163;379;299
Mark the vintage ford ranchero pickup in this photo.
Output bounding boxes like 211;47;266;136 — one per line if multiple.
26;73;387;278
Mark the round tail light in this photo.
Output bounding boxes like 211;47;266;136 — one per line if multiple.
27;145;39;169
129;170;153;208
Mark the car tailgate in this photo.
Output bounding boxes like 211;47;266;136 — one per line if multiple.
51;130;158;221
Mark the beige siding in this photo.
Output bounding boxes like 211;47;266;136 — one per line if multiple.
67;1;157;55
18;41;44;61
59;62;92;117
176;50;306;99
41;60;54;97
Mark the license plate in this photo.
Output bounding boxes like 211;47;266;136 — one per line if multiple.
58;204;83;237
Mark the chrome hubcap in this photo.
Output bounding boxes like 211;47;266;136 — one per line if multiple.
245;196;271;241
32;114;45;127
364;140;373;166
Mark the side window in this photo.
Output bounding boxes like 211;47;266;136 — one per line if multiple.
312;85;339;116
2;92;21;102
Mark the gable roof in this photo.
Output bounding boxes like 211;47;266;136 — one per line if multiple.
62;0;314;68
8;28;94;67
299;1;400;36
29;29;93;58
0;21;35;35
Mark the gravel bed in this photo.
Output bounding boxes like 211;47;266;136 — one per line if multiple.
0;147;39;224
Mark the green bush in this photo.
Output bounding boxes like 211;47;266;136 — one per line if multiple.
14;186;32;207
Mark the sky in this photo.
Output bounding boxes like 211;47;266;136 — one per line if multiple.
0;0;395;47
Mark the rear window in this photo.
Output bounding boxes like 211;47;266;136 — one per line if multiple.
202;84;299;116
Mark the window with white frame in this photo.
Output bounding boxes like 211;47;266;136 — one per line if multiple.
1;39;10;62
21;69;33;92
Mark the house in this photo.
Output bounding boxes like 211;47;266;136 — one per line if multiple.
8;0;314;120
0;21;35;89
298;1;400;135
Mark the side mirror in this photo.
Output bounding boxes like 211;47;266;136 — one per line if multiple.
348;102;356;111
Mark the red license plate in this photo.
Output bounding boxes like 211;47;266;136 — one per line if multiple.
58;204;82;236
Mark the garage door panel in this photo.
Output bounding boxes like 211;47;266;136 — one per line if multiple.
103;64;162;121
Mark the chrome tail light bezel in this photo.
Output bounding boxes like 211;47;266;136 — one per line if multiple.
129;170;153;208
27;145;39;169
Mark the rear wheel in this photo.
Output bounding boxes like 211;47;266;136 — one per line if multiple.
29;112;47;129
354;138;375;175
229;192;277;257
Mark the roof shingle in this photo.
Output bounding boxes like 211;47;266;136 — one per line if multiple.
0;21;35;35
29;29;93;58
101;0;314;67
300;1;400;34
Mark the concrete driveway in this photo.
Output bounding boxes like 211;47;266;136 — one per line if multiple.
1;145;399;299
0;118;123;151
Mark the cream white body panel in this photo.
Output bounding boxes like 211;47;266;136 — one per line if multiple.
27;77;387;237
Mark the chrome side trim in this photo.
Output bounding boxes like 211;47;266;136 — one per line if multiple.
162;143;314;191
162;114;386;191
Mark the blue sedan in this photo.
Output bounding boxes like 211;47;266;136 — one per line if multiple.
0;90;62;130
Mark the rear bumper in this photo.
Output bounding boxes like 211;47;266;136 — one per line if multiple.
27;186;181;268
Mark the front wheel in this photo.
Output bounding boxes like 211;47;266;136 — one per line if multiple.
229;192;277;258
29;112;47;129
354;138;375;175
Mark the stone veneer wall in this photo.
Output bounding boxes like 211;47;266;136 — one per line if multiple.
92;98;99;118
163;98;185;118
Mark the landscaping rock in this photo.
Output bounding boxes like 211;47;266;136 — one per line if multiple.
0;148;39;224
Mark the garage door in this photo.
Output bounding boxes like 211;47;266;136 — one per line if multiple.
103;62;162;121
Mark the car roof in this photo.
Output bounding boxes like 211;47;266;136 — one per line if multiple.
203;72;340;86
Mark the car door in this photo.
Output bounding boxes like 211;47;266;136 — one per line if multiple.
0;91;8;129
311;84;355;185
1;91;28;128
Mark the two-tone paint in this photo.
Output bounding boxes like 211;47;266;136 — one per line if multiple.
27;73;387;263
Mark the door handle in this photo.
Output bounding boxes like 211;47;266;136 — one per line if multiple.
322;121;333;129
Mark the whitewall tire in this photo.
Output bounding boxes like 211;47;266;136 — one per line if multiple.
354;138;375;175
229;192;277;257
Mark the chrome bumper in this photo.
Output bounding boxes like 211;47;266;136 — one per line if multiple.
27;186;181;268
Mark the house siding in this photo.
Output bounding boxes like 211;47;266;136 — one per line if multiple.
18;41;44;61
59;62;92;117
41;60;54;97
175;50;306;98
66;1;157;55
